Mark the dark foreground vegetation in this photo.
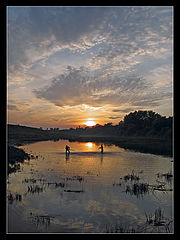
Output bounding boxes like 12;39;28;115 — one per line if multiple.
8;146;29;174
7;110;173;173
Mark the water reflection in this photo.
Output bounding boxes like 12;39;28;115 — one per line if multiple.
65;152;70;162
85;142;93;148
8;140;173;233
100;154;103;165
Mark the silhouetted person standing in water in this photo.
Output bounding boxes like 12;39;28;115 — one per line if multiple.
98;144;104;153
65;145;70;154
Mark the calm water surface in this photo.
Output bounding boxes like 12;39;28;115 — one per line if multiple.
7;140;173;233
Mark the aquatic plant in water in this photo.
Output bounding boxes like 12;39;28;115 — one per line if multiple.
123;170;140;182
125;182;149;198
145;208;173;232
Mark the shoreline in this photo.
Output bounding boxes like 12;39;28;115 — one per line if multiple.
9;135;172;157
7;136;172;175
7;124;173;174
64;136;172;157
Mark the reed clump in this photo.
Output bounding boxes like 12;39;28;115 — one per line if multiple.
123;170;140;182
125;182;149;198
105;207;173;233
8;192;22;204
145;208;173;232
27;185;44;194
105;223;137;233
30;213;55;227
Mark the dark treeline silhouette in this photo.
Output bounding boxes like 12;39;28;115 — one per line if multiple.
62;110;172;139
118;110;172;138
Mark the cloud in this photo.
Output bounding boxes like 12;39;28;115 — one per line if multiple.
8;7;109;74
108;116;122;120
112;108;135;113
146;64;173;88
33;65;170;110
86;7;172;75
8;7;172;75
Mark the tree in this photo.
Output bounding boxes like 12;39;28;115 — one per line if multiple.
122;110;172;137
104;122;113;127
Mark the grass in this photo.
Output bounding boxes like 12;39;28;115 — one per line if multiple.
105;208;173;233
125;183;149;198
105;223;137;233
8;192;22;204
64;190;84;193
27;185;45;194
160;171;173;184
145;208;173;232
21;175;85;194
29;213;55;227
65;176;84;182
123;170;140;182
112;170;173;198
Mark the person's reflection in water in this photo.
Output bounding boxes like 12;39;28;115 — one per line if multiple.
100;153;103;165
65;152;70;162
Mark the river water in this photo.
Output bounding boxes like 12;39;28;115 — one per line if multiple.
7;140;173;233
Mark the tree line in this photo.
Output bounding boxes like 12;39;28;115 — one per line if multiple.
65;110;173;139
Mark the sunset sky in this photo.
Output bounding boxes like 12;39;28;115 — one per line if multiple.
7;6;173;129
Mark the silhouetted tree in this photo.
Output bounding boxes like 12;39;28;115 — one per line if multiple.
122;110;172;137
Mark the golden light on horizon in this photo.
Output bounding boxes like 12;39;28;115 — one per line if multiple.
83;120;96;127
85;142;93;148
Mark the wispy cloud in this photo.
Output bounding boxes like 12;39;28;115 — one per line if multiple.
8;7;109;74
8;7;172;75
33;66;151;108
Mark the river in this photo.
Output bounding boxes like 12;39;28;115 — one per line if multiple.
7;140;173;233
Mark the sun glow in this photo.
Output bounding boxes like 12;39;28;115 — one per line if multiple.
85;142;93;148
83;120;96;127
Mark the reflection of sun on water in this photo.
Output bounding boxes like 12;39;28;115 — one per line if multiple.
85;142;93;148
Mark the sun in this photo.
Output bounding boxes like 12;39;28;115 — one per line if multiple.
83;120;96;127
85;142;93;148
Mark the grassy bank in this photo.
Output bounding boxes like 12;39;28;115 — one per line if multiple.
8;124;58;146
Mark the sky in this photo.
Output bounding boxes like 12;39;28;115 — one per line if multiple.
7;6;173;129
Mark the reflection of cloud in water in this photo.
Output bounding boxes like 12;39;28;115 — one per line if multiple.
86;200;107;216
110;200;147;225
111;200;138;214
49;217;96;232
85;199;142;223
71;218;95;231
